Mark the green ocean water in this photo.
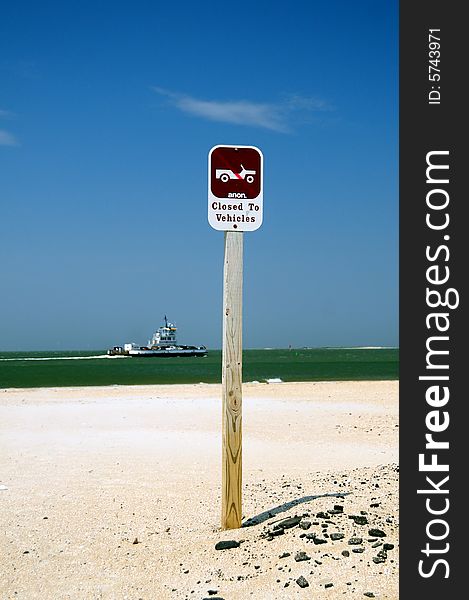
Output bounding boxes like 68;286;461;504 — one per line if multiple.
0;348;398;388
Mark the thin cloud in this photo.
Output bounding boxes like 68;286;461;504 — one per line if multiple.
0;129;19;146
151;87;331;133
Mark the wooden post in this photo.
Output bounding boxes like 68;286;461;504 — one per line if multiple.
221;231;243;530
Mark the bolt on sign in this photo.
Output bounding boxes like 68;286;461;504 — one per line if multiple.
208;145;263;231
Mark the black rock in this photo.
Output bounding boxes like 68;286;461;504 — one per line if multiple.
342;550;350;557
325;583;333;589
368;528;386;537
305;533;316;540
269;528;285;537
348;537;363;545
330;533;345;541
316;512;329;519
370;503;380;508
215;540;240;550
373;556;386;564
364;593;375;598
372;542;382;548
299;521;311;530
352;547;365;553
350;515;369;525
296;576;309;588
207;591;218;596
333;504;344;512
279;552;291;559
275;516;302;530
313;537;327;545
294;551;311;562
383;543;394;551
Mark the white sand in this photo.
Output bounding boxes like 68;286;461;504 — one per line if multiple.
0;381;398;599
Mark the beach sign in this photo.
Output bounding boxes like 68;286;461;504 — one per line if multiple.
208;145;263;231
208;144;263;530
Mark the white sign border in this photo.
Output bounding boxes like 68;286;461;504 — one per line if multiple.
208;144;263;232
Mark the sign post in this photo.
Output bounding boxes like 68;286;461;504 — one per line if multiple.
221;230;243;529
208;145;263;530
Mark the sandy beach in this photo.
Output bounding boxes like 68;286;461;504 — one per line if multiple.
0;381;398;599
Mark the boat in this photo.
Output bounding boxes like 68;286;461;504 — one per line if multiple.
107;316;207;357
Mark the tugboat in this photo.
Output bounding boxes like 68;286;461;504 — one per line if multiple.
107;316;207;357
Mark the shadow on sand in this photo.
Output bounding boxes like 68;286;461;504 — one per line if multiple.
242;492;350;527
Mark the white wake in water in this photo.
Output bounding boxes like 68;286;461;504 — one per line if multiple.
0;354;127;362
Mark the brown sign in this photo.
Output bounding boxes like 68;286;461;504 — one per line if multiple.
210;146;262;200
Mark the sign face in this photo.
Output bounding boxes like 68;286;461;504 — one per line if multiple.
208;145;263;231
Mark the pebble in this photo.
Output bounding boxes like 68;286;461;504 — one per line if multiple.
348;537;363;545
325;583;334;588
342;550;350;557
215;540;240;550
299;521;311;530
383;543;394;551
268;528;285;537
373;556;386;564
296;576;309;588
350;515;369;525
294;551;311;562
279;552;291;559
364;593;375;598
313;537;327;545
275;516;302;530
330;533;345;541
368;528;386;537
352;548;365;553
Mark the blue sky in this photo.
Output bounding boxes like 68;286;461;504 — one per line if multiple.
0;1;398;350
